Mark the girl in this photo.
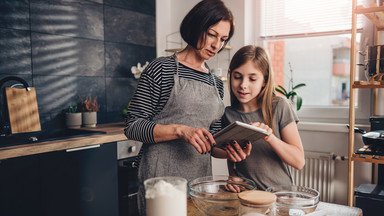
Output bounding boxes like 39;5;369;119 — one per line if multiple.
224;45;305;190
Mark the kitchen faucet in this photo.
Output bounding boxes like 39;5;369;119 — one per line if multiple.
0;76;31;136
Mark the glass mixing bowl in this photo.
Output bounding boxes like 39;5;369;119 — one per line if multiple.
266;185;320;215
188;175;256;216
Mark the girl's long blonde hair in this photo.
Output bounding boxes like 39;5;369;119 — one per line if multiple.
228;45;276;129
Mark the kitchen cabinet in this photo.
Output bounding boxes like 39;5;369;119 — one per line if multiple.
0;154;41;216
40;143;118;216
348;1;384;206
0;142;118;216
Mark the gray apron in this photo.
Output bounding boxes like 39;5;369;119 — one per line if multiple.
137;52;225;215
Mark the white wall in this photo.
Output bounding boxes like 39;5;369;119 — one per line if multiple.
155;0;373;205
298;123;371;204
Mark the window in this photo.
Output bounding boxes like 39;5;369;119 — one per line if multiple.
260;0;371;123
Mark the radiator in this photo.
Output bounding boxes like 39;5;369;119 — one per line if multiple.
290;151;336;203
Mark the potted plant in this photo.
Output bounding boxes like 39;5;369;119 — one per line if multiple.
65;105;82;129
79;96;99;127
275;63;306;111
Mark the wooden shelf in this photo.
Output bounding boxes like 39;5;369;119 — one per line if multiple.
355;5;384;30
352;154;384;164
165;45;232;52
354;5;384;14
353;81;384;88
348;1;384;206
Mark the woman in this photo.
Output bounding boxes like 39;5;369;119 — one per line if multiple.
124;0;247;215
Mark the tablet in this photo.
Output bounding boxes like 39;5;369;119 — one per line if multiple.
213;121;268;148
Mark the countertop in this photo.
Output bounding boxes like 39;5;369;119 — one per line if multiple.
0;122;127;160
187;199;362;216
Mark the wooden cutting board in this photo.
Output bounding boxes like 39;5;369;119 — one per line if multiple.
5;87;41;134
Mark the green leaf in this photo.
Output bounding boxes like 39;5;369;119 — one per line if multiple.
276;85;288;95
296;96;303;110
275;88;286;96
286;92;297;99
292;83;306;90
122;108;128;116
68;105;78;113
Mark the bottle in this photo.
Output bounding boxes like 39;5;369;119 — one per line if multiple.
238;190;276;216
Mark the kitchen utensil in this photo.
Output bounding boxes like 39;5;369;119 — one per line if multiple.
266;185;320;216
367;45;384;77
358;45;384;78
188;175;256;216
5;87;41;134
354;127;384;146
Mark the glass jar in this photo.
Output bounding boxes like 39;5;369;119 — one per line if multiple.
238;190;276;216
144;176;187;216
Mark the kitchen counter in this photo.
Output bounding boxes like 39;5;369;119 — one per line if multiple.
0;122;127;160
187;198;362;216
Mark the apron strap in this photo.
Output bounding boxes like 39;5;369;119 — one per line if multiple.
174;52;221;99
173;52;180;76
205;63;221;99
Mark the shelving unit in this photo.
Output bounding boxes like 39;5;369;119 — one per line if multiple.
348;1;384;206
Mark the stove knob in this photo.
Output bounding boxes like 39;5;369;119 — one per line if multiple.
132;161;138;168
128;146;136;153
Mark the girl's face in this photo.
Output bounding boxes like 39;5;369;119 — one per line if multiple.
196;20;230;60
231;60;266;112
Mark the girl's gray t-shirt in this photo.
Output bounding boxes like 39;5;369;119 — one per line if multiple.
222;96;299;190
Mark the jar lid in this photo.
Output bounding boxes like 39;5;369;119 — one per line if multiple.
238;190;276;205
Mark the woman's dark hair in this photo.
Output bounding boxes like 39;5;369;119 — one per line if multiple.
180;0;234;52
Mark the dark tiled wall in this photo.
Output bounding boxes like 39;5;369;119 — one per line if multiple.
0;0;156;130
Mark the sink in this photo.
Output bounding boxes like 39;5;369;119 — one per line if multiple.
0;128;106;147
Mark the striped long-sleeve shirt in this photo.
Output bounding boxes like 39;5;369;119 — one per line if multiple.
124;56;224;144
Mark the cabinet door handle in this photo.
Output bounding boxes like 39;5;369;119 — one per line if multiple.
66;144;101;152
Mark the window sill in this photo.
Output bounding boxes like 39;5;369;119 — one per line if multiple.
297;121;370;133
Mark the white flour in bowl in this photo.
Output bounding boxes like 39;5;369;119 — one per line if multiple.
145;179;187;216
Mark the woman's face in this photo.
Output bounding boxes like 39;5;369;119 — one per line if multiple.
231;60;266;112
196;20;230;60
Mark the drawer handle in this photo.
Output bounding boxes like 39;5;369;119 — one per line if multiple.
66;144;101;152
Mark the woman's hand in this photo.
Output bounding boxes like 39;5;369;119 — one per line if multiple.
177;125;214;154
223;141;252;162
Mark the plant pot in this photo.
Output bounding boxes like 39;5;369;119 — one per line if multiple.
65;113;82;129
82;112;97;127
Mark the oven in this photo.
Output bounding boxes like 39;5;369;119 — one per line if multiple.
117;140;142;216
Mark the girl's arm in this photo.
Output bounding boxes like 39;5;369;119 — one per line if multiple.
251;122;305;170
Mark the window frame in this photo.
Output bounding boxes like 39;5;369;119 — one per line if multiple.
256;1;373;124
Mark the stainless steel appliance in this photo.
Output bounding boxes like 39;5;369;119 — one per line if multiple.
354;116;384;155
354;116;384;186
117;140;142;216
354;183;384;216
358;45;384;78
